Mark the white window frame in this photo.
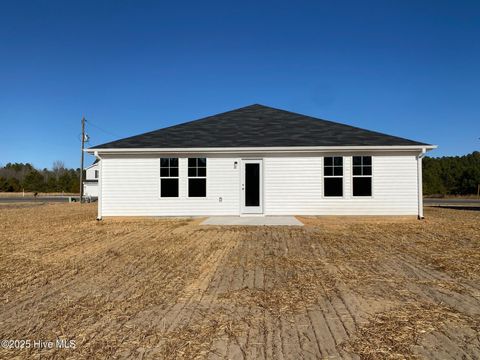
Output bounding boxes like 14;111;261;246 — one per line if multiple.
159;158;179;198
94;170;99;179
352;155;373;197
187;157;207;198
323;156;344;198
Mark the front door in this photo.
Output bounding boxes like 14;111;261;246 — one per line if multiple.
241;159;263;214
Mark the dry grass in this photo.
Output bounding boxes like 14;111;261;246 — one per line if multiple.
160;309;248;359
0;192;78;197
0;204;479;359
343;301;478;359
221;255;338;315
300;207;480;281
425;194;480;199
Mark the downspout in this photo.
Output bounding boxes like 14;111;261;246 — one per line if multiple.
417;148;426;219
95;151;103;221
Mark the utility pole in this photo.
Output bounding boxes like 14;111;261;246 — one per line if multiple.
79;116;86;203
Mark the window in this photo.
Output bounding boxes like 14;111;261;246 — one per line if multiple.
160;158;179;197
352;156;372;196
94;170;98;179
324;157;343;197
188;158;206;197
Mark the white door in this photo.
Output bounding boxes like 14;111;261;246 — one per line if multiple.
241;159;263;214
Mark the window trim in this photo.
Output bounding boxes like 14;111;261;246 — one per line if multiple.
322;156;345;198
159;157;179;198
187;157;207;198
351;155;373;198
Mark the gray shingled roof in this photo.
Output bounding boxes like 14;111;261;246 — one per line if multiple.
91;104;429;149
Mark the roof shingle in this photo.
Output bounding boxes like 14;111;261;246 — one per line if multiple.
91;104;429;149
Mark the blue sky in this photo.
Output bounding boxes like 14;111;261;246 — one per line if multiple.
0;0;479;169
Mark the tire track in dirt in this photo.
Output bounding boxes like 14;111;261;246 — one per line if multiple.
126;228;243;359
288;231;352;360
70;226;198;341
80;226;227;356
204;231;243;360
160;229;237;330
3;227;158;326
303;221;480;360
395;253;480;309
0;224;114;301
0;224;174;322
1;205;479;359
1;221;201;358
203;231;240;360
71;224;228;358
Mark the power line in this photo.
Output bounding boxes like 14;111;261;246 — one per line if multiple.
86;119;121;138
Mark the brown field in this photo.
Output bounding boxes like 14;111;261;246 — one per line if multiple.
0;204;479;359
0;192;78;197
425;194;480;199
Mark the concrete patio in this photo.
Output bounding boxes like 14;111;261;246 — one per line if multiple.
201;216;304;226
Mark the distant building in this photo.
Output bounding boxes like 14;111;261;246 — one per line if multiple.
83;160;99;199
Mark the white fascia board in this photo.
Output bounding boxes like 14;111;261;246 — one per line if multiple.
85;145;437;154
84;162;99;170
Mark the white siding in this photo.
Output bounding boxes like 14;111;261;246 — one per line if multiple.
264;156;323;213
83;182;98;197
101;156;239;216
264;154;419;215
99;152;419;217
85;163;99;180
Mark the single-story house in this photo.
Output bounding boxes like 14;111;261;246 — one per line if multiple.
86;104;436;219
83;160;99;199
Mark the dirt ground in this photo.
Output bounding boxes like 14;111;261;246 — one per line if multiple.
0;192;78;197
0;204;479;359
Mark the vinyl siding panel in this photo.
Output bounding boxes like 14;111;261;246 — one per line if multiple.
101;156;239;216
264;154;419;215
85;164;98;180
83;182;98;197
99;152;419;217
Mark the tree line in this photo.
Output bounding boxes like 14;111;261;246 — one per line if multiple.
0;152;479;195
0;161;80;193
423;151;480;195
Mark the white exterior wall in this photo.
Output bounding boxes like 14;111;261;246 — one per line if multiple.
86;163;99;180
83;182;98;197
264;154;418;215
101;156;240;216
99;152;419;217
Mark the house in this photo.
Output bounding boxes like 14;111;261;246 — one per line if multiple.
86;104;436;219
83;160;99;199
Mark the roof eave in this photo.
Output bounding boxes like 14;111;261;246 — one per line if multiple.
84;162;99;170
86;145;437;154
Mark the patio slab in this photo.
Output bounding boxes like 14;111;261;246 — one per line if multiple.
201;216;304;226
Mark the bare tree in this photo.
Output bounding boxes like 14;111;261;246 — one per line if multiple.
52;160;65;179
